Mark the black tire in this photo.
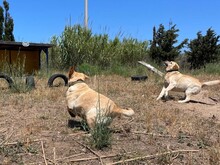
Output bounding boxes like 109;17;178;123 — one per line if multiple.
0;73;14;88
48;74;68;87
26;75;35;89
131;75;148;81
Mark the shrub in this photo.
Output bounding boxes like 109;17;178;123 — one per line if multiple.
89;118;112;149
49;24;149;71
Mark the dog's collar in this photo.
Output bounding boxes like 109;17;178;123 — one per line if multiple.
166;69;179;73
68;79;85;87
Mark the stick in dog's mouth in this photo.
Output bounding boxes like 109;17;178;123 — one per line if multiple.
164;61;169;66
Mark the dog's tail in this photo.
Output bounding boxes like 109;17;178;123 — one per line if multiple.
202;80;220;87
114;107;134;117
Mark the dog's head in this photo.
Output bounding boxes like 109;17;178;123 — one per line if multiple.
165;61;180;72
68;66;89;83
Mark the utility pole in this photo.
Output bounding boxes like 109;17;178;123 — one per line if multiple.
84;0;88;29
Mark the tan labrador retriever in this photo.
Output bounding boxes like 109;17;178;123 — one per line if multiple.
157;61;220;103
66;66;134;129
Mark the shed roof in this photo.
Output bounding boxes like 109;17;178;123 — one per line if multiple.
0;41;53;51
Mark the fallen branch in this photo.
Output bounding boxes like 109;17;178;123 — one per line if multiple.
138;61;164;77
108;149;199;165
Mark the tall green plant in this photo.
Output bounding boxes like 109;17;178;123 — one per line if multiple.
89;93;112;149
50;25;93;69
119;38;148;67
50;24;149;71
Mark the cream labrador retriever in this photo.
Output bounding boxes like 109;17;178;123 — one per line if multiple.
157;61;220;103
66;66;134;129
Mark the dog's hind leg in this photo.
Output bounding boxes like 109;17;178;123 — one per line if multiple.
178;94;191;103
178;86;201;103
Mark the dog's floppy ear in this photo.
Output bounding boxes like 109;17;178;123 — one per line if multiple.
173;62;180;71
68;66;76;79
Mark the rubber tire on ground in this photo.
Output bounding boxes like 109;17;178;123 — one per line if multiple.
0;73;14;88
131;75;148;81
48;74;68;87
26;75;35;89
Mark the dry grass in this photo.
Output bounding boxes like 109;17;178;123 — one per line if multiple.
0;73;220;164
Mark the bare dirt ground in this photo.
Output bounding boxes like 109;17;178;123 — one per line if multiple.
0;73;220;164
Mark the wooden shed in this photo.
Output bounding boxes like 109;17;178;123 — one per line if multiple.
0;41;53;74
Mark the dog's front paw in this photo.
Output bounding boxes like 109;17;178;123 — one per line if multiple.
156;97;161;101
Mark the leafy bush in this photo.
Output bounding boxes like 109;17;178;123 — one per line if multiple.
50;25;93;69
49;24;149;71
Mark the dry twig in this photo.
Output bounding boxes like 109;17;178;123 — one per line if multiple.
56;153;85;162
69;153;119;163
68;132;88;136
0;129;14;146
4;138;44;146
41;141;48;165
131;131;192;138
131;131;174;137
108;149;199;165
76;141;104;165
0;128;7;133
53;147;56;165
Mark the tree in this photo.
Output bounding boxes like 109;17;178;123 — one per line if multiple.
185;28;220;69
0;6;3;40
0;0;15;41
149;24;188;64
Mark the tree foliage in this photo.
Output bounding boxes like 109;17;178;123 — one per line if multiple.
0;0;14;41
185;28;220;69
149;24;188;64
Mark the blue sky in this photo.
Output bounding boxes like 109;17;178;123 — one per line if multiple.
6;0;220;44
